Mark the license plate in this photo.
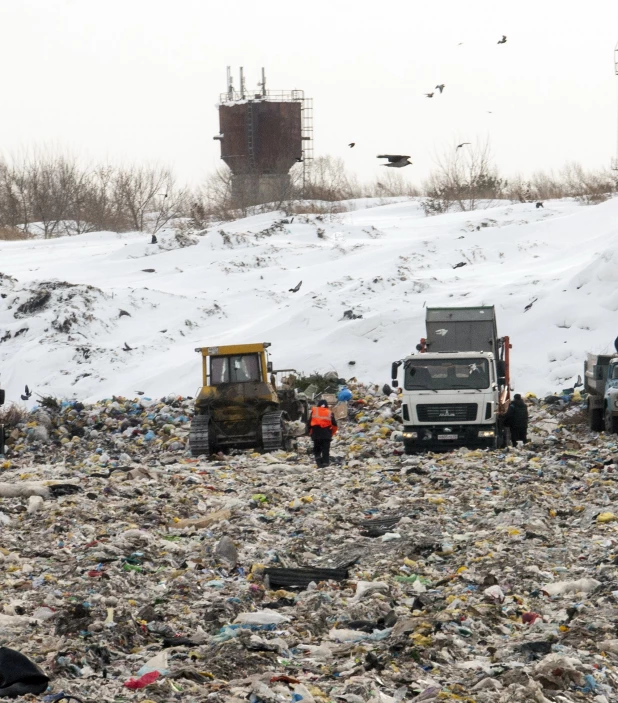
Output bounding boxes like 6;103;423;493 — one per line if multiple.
438;434;458;440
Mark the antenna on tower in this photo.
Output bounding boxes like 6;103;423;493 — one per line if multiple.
226;66;234;101
239;67;246;99
260;67;266;97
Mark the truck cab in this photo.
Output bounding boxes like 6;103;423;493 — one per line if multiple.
391;307;511;453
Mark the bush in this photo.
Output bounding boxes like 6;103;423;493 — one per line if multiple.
0;402;28;428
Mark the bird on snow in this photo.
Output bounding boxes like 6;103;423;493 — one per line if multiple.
289;281;302;293
524;298;538;312
435;84;445;93
536;201;544;209
20;384;32;401
141;268;155;273
348;143;355;148
123;342;133;352
574;374;583;388
151;234;158;244
457;142;471;149
497;35;507;44
452;262;467;269
377;155;412;168
425;92;434;98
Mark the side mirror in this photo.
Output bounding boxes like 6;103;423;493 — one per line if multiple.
267;361;273;373
391;361;401;381
392;380;399;388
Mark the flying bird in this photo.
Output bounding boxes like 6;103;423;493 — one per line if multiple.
20;384;32;401
497;35;507;44
524;298;538;312
289;281;302;293
425;92;434;98
452;262;467;269
435;84;445;93
536;201;544;209
348;143;355;148
457;142;471;149
123;342;133;352
377;155;412;168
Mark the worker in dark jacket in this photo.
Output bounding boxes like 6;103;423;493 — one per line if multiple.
504;393;529;445
310;399;338;468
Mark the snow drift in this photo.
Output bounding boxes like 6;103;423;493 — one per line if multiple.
1;197;617;402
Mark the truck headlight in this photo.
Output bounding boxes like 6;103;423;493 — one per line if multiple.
478;430;495;438
402;432;418;439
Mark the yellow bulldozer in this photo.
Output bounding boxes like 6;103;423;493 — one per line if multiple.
189;343;312;456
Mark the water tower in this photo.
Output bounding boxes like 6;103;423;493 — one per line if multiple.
213;67;313;204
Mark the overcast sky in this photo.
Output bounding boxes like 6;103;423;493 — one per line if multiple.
2;0;618;187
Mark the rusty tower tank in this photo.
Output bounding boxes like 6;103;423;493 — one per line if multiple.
213;67;313;204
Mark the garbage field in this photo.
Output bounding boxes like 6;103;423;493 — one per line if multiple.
1;385;618;702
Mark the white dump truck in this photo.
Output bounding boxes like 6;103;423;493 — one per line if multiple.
391;306;512;453
584;347;618;433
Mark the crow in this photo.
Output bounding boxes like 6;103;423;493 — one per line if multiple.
348;143;355;148
377;155;412;168
574;374;583;388
135;391;145;396
20;384;32;401
119;309;131;318
536;201;544;209
457;142;471;149
289;281;302;293
452;262;467;269
159;329;167;333
435;84;445;93
425;92;434;98
524;298;538;312
151;234;158;244
497;35;507;44
123;342;133;352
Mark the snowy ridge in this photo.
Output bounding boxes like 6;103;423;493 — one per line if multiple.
0;197;617;403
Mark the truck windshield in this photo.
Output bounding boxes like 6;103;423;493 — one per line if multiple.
210;354;261;384
404;358;490;391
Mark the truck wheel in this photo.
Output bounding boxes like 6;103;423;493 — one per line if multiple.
589;402;604;432
605;409;618;434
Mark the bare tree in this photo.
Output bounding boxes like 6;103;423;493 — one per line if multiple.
112;165;186;233
422;138;505;214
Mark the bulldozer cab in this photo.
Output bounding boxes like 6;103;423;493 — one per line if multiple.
194;343;278;405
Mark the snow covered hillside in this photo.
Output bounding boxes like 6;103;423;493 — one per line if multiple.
1;197;617;403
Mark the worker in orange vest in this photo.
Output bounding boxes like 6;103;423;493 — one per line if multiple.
309;399;338;468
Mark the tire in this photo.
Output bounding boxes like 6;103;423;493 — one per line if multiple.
605;408;618;435
589;402;604;432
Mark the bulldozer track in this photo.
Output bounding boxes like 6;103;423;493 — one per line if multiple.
261;411;286;452
189;414;211;456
